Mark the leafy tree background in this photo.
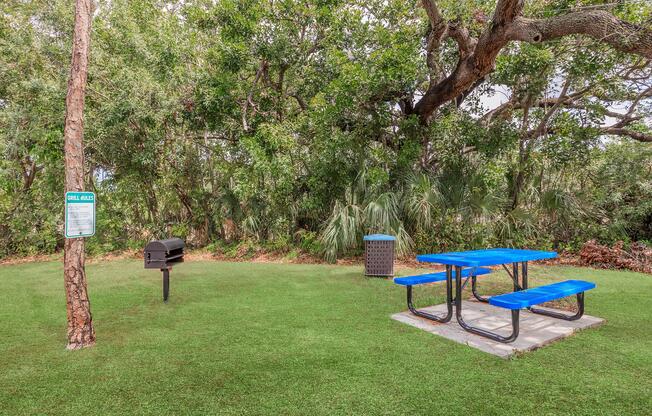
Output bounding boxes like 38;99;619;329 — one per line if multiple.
1;0;651;261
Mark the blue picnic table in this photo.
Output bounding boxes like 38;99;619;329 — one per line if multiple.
394;248;596;343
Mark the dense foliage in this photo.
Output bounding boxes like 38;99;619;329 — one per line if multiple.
1;0;651;260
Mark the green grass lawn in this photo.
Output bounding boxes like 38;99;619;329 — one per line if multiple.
0;260;650;415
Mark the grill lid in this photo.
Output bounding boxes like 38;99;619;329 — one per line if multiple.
145;238;185;253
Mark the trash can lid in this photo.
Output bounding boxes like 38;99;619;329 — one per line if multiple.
363;234;396;241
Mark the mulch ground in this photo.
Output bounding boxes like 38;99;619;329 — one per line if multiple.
1;241;650;275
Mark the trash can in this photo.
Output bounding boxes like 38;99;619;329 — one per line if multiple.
364;234;396;277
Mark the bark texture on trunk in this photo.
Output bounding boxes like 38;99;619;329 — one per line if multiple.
63;0;95;350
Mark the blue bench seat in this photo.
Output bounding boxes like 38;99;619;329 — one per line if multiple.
394;267;492;324
489;280;596;310
393;267;492;286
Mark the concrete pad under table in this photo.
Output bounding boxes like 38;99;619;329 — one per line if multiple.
391;302;605;358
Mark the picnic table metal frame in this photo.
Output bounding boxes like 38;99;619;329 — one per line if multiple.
415;248;583;343
406;266;454;323
500;260;586;321
453;264;520;342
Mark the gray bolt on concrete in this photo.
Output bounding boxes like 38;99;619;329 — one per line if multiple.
391;302;605;358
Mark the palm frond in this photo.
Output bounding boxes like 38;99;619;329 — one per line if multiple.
320;198;364;262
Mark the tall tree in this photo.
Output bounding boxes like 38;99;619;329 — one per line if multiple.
63;0;95;349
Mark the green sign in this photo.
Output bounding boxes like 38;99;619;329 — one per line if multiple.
65;192;95;238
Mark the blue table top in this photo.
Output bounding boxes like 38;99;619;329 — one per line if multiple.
416;248;557;267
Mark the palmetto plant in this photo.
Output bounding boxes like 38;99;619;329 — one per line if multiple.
538;188;585;224
404;173;443;232
320;191;365;263
241;215;261;240
320;156;602;261
320;174;413;262
365;192;413;255
496;170;588;245
320;164;507;261
495;207;539;245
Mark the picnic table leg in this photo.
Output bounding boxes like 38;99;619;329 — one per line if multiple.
454;266;520;343
406;265;453;323
528;292;586;321
502;263;523;291
472;262;526;303
512;262;520;291
523;261;586;320
471;275;490;303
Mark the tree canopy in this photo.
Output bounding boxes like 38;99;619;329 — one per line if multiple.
1;0;651;261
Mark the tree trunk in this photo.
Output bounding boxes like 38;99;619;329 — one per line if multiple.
510;168;525;211
63;0;95;350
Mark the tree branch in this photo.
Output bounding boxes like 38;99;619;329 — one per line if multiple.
421;0;445;31
421;0;449;86
448;23;477;60
241;60;268;132
492;0;525;26
482;81;649;124
289;93;307;111
528;78;572;139
507;10;652;59
413;3;652;125
602;127;652;142
413;1;523;122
